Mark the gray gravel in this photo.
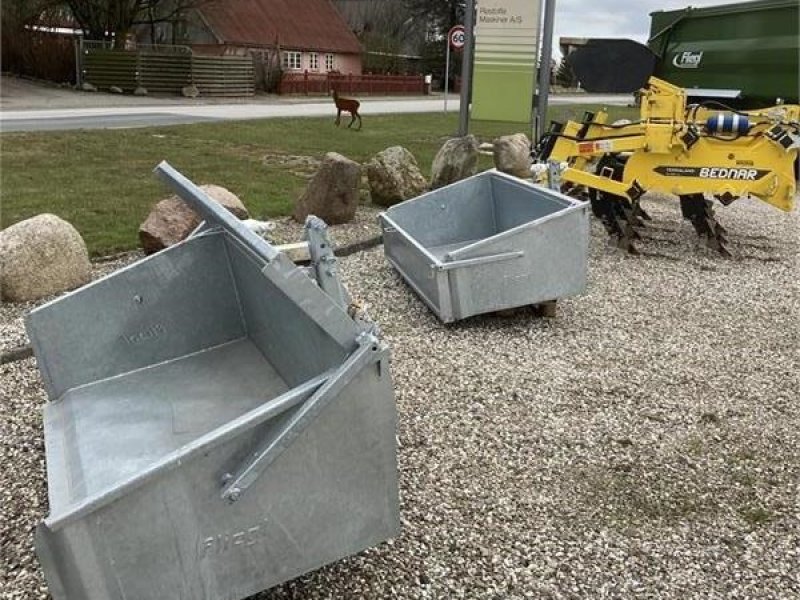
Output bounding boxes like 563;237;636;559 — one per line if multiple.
268;204;383;249
2;195;798;599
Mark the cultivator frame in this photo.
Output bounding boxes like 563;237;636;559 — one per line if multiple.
532;77;800;255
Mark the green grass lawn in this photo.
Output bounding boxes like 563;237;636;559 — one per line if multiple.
1;106;638;256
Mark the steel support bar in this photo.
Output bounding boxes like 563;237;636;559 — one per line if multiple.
439;250;524;270
221;334;381;503
562;168;636;199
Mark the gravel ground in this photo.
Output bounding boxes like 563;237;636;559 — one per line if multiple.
1;195;798;599
269;204;382;249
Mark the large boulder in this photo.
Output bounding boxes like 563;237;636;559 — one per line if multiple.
366;146;428;207
293;152;361;224
493;133;531;178
430;135;479;189
0;214;91;302
139;184;249;254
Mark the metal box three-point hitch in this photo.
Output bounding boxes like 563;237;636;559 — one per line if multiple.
27;162;399;600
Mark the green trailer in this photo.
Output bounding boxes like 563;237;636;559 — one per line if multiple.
648;0;799;107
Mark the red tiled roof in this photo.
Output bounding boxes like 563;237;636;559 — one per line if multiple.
199;0;362;54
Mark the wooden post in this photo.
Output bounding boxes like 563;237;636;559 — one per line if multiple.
538;301;558;318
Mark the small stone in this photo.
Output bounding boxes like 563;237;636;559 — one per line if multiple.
133;86;148;96
493;133;531;178
109;85;123;94
181;84;200;98
138;185;249;254
293;152;361;224
430;135;479;189
366;146;428;207
80;81;97;92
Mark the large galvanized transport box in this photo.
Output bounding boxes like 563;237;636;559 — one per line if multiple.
379;170;589;323
26;163;399;600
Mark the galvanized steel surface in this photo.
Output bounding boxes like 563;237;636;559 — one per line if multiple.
380;170;590;322
27;164;399;600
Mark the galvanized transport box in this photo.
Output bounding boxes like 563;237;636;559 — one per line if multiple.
380;170;590;322
27;163;399;600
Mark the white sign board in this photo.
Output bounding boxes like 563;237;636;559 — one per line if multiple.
473;0;543;122
475;0;541;61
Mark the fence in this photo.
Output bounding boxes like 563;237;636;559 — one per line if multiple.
81;42;255;97
279;72;425;96
2;29;76;84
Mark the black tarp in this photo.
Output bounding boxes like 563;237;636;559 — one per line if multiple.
567;39;657;93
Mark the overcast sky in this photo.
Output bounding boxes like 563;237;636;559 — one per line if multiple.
552;0;738;57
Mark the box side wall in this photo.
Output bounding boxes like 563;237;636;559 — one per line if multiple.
225;239;349;387
449;206;590;319
490;176;577;233
386;176;496;248
381;218;444;318
26;233;245;400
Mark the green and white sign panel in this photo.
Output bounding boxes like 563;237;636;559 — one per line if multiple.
472;0;542;123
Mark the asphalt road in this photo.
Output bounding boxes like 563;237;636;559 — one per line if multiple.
0;95;632;132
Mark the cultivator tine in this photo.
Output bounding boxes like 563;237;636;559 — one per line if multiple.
634;198;653;221
679;194;731;256
620;198;648;228
589;191;641;254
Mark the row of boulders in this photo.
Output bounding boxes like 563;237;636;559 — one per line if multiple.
140;131;530;246
81;82;148;96
0;188;249;302
1;133;532;303
295;132;529;225
136;135;488;255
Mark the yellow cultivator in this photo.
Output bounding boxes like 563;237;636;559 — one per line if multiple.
532;77;800;254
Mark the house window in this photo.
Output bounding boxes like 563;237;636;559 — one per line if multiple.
282;51;302;71
325;53;335;71
309;52;319;71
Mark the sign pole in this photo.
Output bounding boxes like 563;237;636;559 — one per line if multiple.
534;0;556;142
446;25;465;115
458;0;476;136
444;42;451;113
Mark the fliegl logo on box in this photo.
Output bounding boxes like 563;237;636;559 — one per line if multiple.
673;51;703;69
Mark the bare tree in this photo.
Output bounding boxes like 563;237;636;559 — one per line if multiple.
402;0;464;38
1;0;61;29
64;0;211;44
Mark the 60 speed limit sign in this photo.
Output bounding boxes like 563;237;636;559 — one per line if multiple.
449;25;465;50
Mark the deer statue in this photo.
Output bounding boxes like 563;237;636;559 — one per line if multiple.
332;88;362;130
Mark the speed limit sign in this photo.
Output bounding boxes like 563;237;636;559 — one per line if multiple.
449;25;466;50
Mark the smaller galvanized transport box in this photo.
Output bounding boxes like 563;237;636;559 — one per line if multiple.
26;163;399;600
379;170;590;322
